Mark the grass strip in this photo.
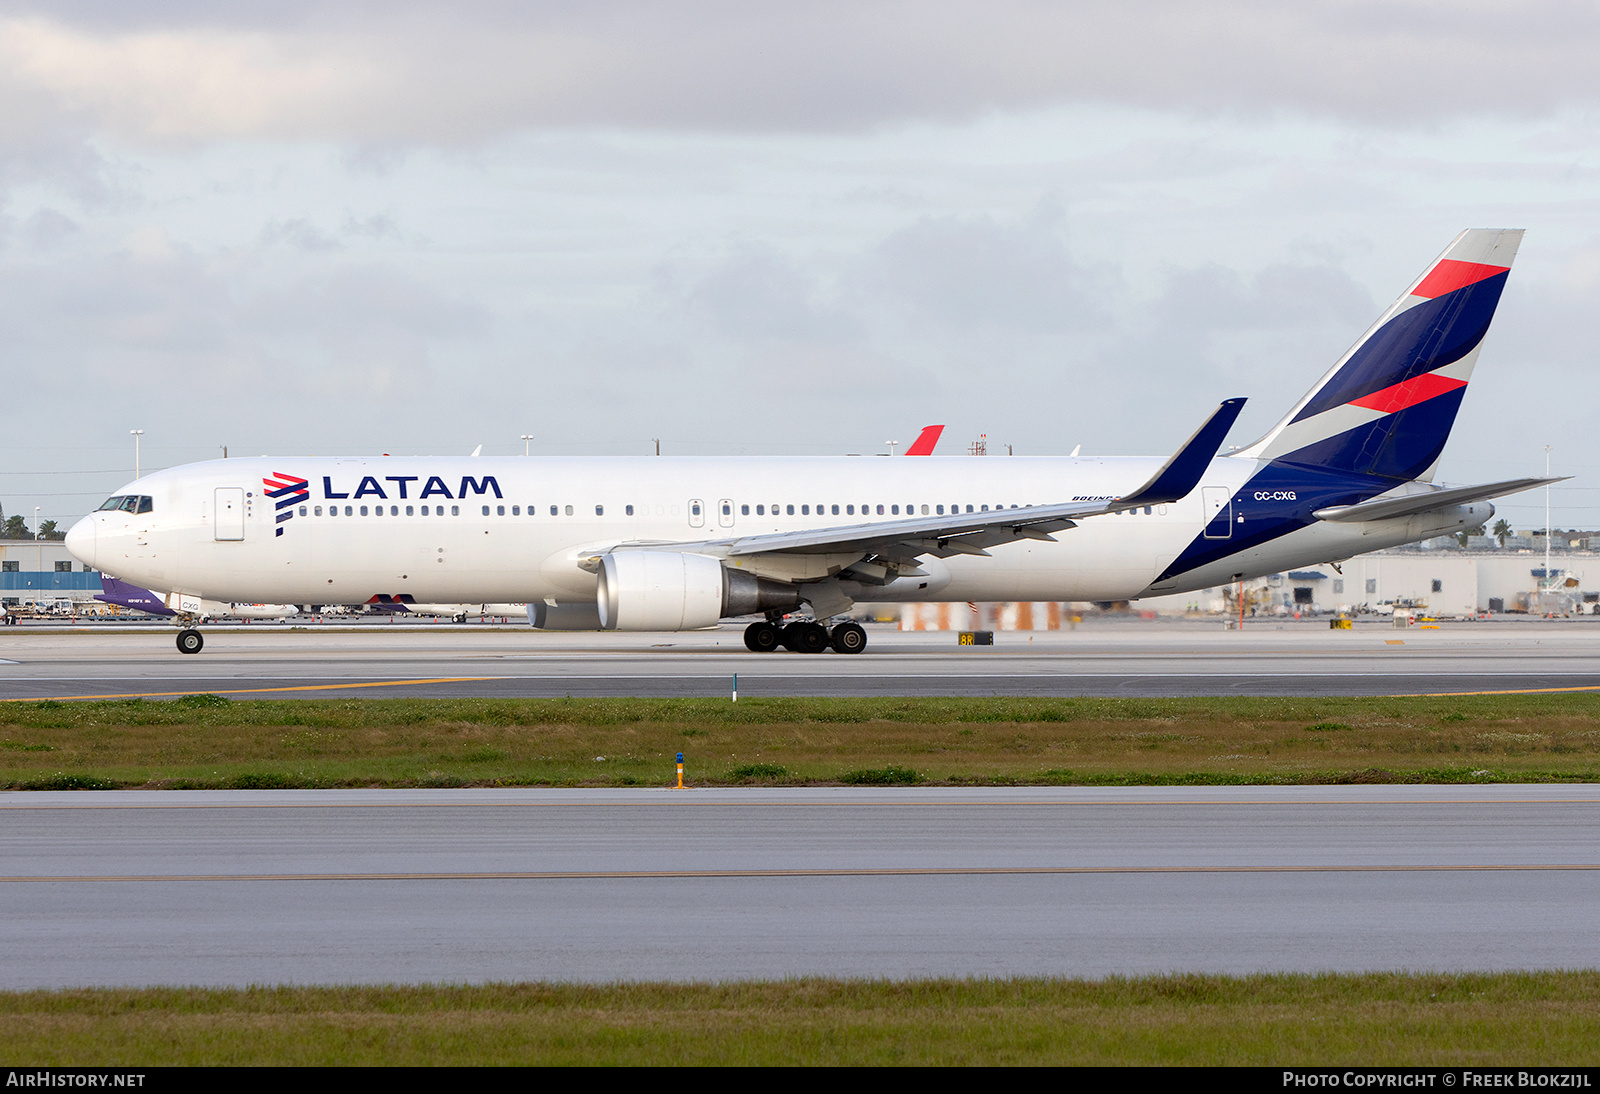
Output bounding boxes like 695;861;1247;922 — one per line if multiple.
2;971;1597;1065
4;694;1600;789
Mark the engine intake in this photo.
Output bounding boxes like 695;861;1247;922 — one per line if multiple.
597;552;800;630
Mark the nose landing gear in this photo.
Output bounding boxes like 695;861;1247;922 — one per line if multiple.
176;629;205;655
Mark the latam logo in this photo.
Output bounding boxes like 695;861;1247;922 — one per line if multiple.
263;472;310;537
321;475;502;501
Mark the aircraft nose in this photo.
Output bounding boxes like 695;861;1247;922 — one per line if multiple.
64;515;96;571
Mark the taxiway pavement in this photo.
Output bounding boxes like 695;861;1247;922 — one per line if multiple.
2;618;1600;700
3;784;1596;988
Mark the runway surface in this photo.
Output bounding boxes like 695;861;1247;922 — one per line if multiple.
2;784;1597;988
3;618;1600;699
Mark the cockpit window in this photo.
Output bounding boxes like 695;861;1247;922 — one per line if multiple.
98;495;153;514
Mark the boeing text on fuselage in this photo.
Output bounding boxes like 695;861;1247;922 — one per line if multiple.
67;230;1557;655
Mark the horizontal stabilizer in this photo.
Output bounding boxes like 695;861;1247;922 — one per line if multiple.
1313;477;1563;523
1121;398;1247;507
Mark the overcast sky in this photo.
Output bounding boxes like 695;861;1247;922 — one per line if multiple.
2;1;1597;531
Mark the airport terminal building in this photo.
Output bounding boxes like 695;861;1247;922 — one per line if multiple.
897;535;1600;628
0;539;101;610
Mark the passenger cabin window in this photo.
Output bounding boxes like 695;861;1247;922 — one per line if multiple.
626;505;634;516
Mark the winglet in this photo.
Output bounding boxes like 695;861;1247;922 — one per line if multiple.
905;424;945;456
1121;398;1247;507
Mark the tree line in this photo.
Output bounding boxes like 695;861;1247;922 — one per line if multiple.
0;503;65;540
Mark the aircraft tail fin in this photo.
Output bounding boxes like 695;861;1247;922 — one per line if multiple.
1235;229;1523;481
905;425;945;456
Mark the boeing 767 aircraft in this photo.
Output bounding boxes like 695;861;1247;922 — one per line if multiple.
67;229;1553;655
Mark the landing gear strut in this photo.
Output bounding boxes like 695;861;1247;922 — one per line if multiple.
176;629;204;655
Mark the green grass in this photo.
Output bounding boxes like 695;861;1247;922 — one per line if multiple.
3;694;1600;789
3;971;1597;1065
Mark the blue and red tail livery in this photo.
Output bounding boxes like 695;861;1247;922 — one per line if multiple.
1239;229;1521;482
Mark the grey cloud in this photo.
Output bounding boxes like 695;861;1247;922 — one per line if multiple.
260;217;341;252
687;247;859;343
0;242;489;414
2;2;1599;148
19;207;78;249
871;212;1110;331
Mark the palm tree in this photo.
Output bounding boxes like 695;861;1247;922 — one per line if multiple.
1492;518;1512;546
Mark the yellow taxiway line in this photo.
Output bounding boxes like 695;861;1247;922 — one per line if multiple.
0;677;497;702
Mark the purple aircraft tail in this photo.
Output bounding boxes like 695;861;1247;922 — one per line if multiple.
95;576;175;616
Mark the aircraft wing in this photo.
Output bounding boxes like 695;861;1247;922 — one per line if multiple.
1312;476;1564;523
682;398;1246;562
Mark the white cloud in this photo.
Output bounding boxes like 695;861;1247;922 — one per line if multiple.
1;3;1599;148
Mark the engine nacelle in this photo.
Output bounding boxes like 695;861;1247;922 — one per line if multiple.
597;552;800;630
528;600;604;630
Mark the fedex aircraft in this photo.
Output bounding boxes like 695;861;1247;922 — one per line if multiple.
66;229;1554;656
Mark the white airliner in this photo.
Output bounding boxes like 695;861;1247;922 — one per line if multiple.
67;230;1555;655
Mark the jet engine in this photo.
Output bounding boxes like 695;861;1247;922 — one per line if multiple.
597;552;800;630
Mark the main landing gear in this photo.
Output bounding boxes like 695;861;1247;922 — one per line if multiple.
176;629;204;655
743;620;867;654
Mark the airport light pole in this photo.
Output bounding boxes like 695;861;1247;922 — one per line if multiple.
885;440;899;456
521;434;534;456
131;430;144;480
1544;444;1552;593
34;507;40;574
